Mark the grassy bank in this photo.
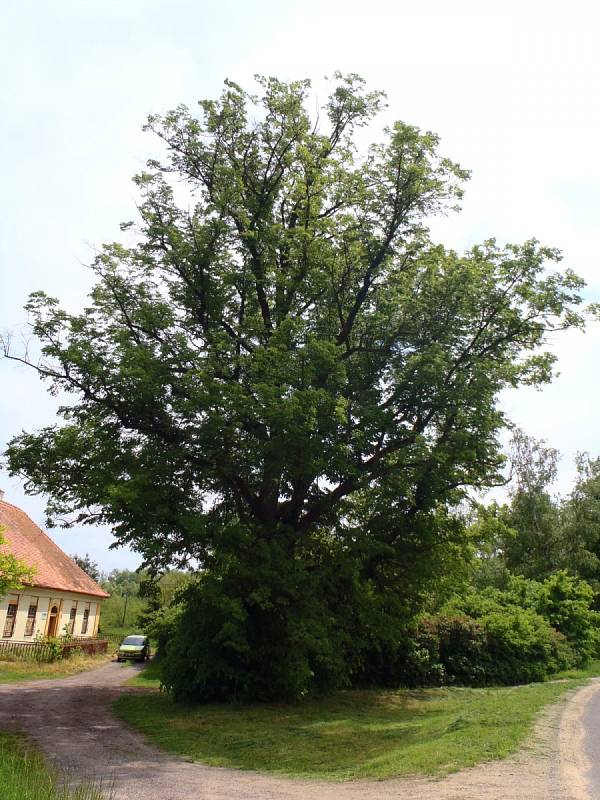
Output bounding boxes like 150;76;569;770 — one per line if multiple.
114;660;600;781
0;731;110;800
0;653;111;684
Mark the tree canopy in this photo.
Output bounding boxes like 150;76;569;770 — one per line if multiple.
3;74;589;699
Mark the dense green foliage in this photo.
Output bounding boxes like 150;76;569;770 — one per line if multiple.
94;567;191;645
4;75;588;700
426;435;600;690
402;612;562;688
354;572;597;690
561;455;600;587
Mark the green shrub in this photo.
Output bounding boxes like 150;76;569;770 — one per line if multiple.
445;572;600;669
142;602;184;656
481;607;556;684
533;572;600;663
396;601;577;688
34;635;64;663
433;614;488;685
398;615;487;687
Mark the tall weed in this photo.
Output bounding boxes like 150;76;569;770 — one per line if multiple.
0;732;112;800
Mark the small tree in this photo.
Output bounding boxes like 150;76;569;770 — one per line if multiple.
560;454;600;593
501;430;564;580
0;526;34;595
3;75;589;699
72;553;101;582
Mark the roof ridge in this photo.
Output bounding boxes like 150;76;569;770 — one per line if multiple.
0;499;27;512
0;500;110;598
2;501;79;560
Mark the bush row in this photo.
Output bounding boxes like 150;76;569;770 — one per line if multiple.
395;572;600;687
397;612;572;687
144;569;600;700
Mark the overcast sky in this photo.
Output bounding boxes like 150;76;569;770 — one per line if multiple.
1;0;599;571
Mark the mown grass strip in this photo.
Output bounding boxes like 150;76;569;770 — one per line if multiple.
114;661;600;781
0;731;111;800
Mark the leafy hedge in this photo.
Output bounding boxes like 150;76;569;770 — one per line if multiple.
145;568;599;698
396;611;568;687
395;572;599;688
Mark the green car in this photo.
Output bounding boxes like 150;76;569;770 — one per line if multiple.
117;634;152;662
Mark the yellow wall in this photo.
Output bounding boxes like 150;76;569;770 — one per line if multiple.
0;588;105;642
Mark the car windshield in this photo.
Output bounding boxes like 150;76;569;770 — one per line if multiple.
122;636;145;646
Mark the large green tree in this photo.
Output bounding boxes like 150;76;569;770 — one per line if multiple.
3;75;587;699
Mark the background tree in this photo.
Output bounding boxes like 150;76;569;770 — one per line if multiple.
500;430;564;579
560;454;600;594
3;75;588;699
101;568;141;597
478;434;600;588
72;553;101;582
467;501;517;590
136;569;191;642
99;568;145;633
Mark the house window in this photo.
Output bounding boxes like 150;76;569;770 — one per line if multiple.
81;607;90;634
2;603;18;638
24;602;38;637
68;604;77;635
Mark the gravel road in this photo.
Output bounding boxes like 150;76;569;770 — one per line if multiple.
582;680;600;798
0;661;590;800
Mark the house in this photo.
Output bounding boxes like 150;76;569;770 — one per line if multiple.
0;491;109;642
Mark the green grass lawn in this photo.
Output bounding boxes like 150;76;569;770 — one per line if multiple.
114;660;600;781
0;731;110;800
0;653;110;684
124;657;162;686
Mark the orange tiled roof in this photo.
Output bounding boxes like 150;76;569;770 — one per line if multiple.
0;500;109;598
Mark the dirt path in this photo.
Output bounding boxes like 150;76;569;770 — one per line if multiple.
568;677;600;799
0;662;594;800
584;682;600;797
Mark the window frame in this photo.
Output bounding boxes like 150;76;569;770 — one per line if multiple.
67;603;78;635
24;600;39;637
81;604;90;635
2;597;19;639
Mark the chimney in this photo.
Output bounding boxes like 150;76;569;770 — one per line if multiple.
0;489;4;502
